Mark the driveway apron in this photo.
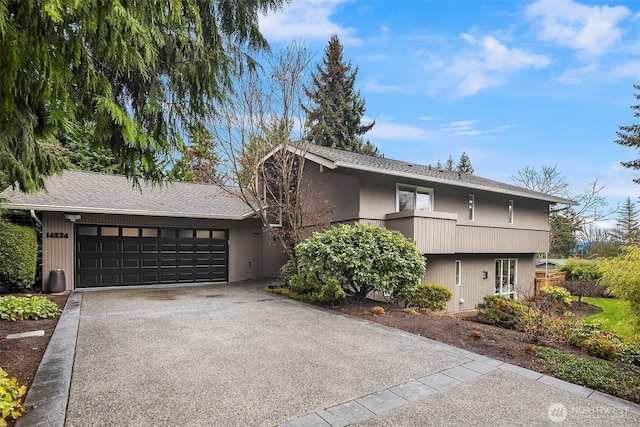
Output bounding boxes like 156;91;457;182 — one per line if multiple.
64;281;640;426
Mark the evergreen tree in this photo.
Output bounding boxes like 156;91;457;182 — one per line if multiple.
610;196;640;244
615;85;640;184
445;155;455;171
456;152;474;174
0;0;283;192
167;126;221;184
303;35;377;155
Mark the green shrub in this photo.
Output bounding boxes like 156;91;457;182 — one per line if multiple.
536;347;640;403
295;223;425;301
277;260;295;284
617;341;640;366
409;283;453;311
582;335;618;360
288;273;346;305
476;295;529;331
559;258;602;282
0;222;38;290
0;367;26;426
0;295;59;321
537;285;572;315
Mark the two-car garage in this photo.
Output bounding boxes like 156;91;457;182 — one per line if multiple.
75;225;229;288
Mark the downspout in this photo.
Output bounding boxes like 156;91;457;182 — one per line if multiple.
30;210;43;227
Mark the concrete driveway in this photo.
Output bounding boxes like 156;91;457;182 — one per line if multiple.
18;280;640;426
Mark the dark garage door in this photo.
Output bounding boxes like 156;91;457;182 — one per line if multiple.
76;225;228;288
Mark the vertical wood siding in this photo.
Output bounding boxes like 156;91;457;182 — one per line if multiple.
42;212;75;290
455;226;549;253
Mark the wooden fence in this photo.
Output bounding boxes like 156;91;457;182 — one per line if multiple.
535;271;567;293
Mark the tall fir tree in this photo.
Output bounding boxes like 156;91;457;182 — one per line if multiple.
303;35;378;155
615;84;640;184
610;196;640;245
0;0;283;192
444;155;455;171
456;152;474;174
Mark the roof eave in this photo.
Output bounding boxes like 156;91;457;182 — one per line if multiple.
332;162;577;205
1;203;252;221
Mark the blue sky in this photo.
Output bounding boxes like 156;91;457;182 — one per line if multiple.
258;0;640;212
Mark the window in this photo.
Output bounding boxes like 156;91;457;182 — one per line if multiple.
78;226;98;236
397;185;433;212
196;230;210;239
122;228;139;237
101;227;119;237
142;228;158;237
455;260;461;286
508;200;514;224
495;259;517;298
179;229;193;239
468;194;474;221
264;181;282;227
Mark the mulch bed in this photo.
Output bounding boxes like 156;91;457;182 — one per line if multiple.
334;299;603;372
0;293;69;391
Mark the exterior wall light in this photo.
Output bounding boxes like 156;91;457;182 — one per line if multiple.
482;270;489;279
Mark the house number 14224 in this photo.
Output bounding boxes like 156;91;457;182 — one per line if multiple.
46;232;69;238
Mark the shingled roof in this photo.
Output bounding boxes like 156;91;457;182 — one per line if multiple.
0;170;255;220
297;144;575;205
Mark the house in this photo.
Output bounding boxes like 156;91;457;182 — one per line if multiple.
0;145;573;312
0;171;284;289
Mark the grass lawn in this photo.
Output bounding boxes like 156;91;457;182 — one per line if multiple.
574;296;638;340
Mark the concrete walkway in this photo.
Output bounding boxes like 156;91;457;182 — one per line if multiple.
17;280;640;426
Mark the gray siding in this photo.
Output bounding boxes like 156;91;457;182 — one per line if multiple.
426;254;536;313
455;226;550;253
41;212;262;290
42;212;75;292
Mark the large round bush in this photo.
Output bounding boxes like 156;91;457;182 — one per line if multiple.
0;221;37;290
295;223;426;300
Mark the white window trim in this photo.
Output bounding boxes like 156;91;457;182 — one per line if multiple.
455;260;461;286
396;183;434;212
468;194;474;221
264;180;282;227
508;200;514;224
495;258;517;299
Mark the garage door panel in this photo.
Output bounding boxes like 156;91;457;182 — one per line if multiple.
101;259;119;269
142;243;159;253
77;226;228;288
121;243;139;253
101;242;119;253
122;259;139;269
161;243;177;253
122;274;140;285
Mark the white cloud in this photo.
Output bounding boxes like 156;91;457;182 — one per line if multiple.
259;0;360;46
418;116;436;121
362;79;409;94
367;121;436;141
449;34;550;96
441;120;512;137
609;60;640;78
558;64;598;84
358;53;388;62
526;0;632;58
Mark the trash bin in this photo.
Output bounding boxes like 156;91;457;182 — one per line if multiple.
48;269;66;293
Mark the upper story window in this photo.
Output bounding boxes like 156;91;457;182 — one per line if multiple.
264;180;282;227
508;200;514;224
468;194;474;221
397;185;433;212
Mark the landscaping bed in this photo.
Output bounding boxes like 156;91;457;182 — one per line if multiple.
335;299;602;373
0;293;69;391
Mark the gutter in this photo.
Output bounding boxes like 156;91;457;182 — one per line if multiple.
332;161;577;205
30;210;43;227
